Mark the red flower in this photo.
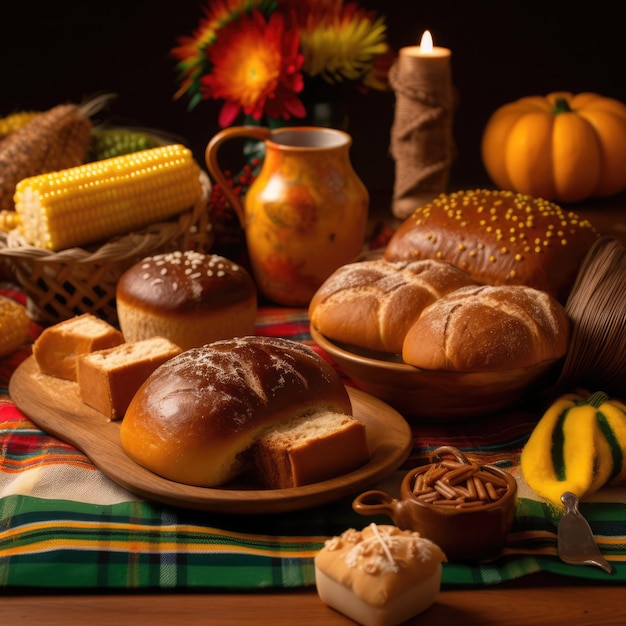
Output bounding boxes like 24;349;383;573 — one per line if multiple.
200;10;306;126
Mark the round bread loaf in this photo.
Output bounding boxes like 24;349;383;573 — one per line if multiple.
120;336;353;487
309;258;476;353
402;284;570;371
384;189;599;302
116;250;257;350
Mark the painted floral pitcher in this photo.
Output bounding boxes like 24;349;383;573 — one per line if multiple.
206;126;369;306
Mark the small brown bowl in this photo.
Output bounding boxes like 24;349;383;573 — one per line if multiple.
352;446;517;562
311;325;559;421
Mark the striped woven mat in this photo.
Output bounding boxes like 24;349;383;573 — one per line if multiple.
1;290;624;590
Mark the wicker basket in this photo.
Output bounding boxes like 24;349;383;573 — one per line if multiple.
0;173;214;326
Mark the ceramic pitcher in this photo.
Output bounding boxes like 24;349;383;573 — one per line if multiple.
205;126;369;306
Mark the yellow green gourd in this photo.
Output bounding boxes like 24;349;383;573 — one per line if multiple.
520;391;626;507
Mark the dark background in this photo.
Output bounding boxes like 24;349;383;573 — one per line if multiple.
3;1;625;198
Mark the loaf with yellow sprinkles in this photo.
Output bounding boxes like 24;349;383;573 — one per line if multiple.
384;189;599;302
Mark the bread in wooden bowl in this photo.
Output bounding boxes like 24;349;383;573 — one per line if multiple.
309;258;476;353
402;284;570;371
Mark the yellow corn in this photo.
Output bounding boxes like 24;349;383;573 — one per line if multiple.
0;296;30;358
14;144;204;251
0;110;40;139
0;209;20;231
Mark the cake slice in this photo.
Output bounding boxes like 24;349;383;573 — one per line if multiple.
251;411;369;489
32;313;124;380
77;336;182;420
315;524;447;626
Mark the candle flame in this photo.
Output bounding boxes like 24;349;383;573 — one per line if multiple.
420;30;433;51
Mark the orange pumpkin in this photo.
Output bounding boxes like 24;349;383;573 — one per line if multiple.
481;92;626;203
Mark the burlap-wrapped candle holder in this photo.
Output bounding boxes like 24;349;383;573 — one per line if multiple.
389;39;455;219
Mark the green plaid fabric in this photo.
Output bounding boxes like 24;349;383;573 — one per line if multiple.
1;298;624;590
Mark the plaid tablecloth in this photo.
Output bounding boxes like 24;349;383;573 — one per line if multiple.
1;286;625;591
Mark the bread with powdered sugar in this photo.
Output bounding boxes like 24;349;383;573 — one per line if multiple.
120;336;367;488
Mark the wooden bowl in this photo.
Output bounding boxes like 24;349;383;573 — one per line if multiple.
311;325;560;421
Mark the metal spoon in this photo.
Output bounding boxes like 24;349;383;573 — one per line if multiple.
557;491;614;574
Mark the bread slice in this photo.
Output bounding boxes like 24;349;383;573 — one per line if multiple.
77;336;182;420
251;411;370;489
32;313;124;380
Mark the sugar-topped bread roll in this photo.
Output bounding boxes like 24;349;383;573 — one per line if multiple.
116;250;257;350
309;258;476;353
315;523;446;626
120;336;356;487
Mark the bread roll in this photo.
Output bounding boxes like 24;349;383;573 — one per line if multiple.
402;284;570;371
120;336;353;487
32;313;124;380
251;411;369;489
76;336;182;420
384;189;599;302
309;258;476;353
116;250;257;351
315;524;446;626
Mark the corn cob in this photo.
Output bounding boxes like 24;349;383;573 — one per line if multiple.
0;110;40;139
0;296;30;358
14;144;204;251
0;209;20;231
0;103;93;213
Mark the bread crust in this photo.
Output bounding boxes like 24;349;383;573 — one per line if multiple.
309;258;476;353
402;284;570;371
116;250;257;350
120;336;353;487
384;189;599;302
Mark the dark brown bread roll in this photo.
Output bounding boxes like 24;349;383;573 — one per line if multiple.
116;250;257;350
384;189;599;302
402;284;570;371
120;336;355;487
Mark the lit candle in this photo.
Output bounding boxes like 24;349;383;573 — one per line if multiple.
402;30;451;59
389;30;455;219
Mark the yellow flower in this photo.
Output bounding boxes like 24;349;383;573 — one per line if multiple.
294;0;392;86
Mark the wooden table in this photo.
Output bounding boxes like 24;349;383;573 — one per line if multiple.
3;573;624;625
3;194;625;626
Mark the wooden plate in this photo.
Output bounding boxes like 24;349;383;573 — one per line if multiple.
9;356;412;514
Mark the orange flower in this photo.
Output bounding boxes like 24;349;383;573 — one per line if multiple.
172;0;394;123
171;0;256;109
200;9;306;126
